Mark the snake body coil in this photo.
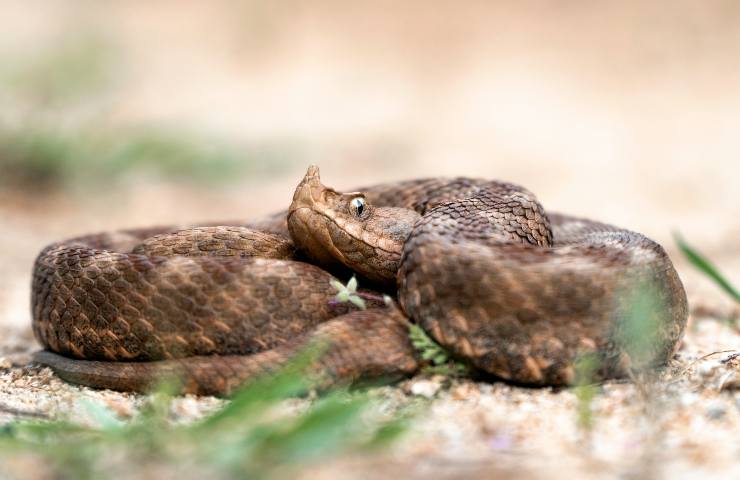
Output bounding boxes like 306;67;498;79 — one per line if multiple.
31;166;688;395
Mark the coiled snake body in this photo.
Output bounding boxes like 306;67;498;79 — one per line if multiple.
31;166;688;395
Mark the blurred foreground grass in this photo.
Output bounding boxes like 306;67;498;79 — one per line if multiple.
573;238;739;453
572;278;667;435
0;349;413;480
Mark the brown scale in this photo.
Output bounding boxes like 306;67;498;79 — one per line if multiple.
32;165;688;395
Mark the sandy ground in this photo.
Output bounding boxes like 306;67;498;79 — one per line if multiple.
2;1;740;479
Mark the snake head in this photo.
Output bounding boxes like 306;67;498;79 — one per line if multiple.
288;165;419;286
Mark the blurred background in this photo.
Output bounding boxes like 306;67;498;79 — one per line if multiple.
1;0;739;351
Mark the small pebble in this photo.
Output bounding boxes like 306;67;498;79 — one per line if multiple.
679;392;699;407
488;432;513;451
103;397;136;419
705;401;727;421
717;371;739;392
451;381;480;401
408;379;443;398
173;396;203;420
696;360;721;378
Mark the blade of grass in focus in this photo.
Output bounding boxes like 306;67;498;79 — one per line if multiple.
675;233;740;302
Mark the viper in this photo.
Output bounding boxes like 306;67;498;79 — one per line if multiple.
31;166;688;395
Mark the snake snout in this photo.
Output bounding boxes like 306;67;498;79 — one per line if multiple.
289;165;323;214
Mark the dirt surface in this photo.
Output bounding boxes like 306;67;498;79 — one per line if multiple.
2;1;740;479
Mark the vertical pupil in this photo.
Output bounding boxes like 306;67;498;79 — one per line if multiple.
354;199;364;215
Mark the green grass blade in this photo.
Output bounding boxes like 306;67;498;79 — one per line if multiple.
194;343;326;432
616;279;667;371
194;369;306;433
675;233;740;302
365;417;409;449
572;353;600;432
252;394;370;464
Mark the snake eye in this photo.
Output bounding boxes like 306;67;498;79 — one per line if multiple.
349;197;367;217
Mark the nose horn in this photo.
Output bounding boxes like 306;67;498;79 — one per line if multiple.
290;164;324;207
305;164;320;179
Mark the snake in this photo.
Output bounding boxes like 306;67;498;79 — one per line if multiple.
30;166;688;395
